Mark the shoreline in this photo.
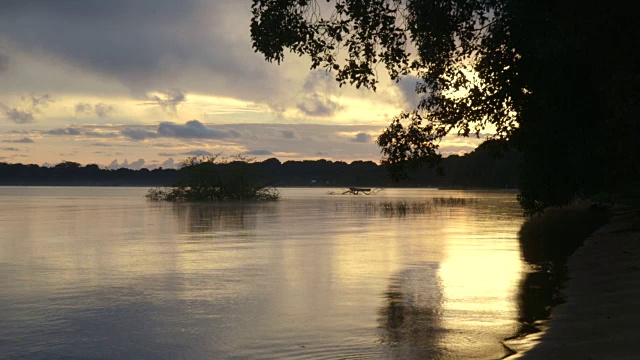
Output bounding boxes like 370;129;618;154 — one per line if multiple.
510;206;640;359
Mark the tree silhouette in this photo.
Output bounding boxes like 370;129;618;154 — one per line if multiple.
146;155;280;201
251;0;639;213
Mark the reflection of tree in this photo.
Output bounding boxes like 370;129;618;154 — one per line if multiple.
511;206;608;339
172;203;271;233
509;268;566;340
378;265;444;359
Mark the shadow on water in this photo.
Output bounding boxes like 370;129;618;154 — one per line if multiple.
378;263;445;359
170;202;276;233
506;204;609;347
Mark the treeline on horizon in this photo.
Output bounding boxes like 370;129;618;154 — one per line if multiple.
0;141;519;189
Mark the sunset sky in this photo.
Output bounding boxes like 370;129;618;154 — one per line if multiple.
0;0;484;169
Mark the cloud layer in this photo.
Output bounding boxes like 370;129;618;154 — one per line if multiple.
121;120;241;140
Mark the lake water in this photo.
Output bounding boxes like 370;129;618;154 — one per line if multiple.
0;187;528;359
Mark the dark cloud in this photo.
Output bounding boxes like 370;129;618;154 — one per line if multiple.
1;94;54;124
90;143;112;147
352;132;373;143
121;120;240;141
46;127;82;135
158;152;178;157
315;151;329;156
146;90;186;117
282;130;297;139
297;94;343;117
75;102;115;118
28;94;54;108
0;1;283;102
244;149;273;156
121;129;158;140
182;150;213;156
153;143;178;148
75;103;93;115
1;147;20;151
0;1;200;81
2;137;35;143
0;53;9;73
2;108;34;124
94;103;115;118
297;71;344;117
84;131;117;138
157;120;239;139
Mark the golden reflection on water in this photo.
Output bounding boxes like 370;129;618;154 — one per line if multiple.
437;206;524;358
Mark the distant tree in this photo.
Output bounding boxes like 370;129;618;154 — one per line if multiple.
146;154;280;202
251;0;639;213
54;161;81;169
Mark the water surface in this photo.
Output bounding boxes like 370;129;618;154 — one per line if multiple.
0;187;526;359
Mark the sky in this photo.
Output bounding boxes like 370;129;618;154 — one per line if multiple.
0;0;483;169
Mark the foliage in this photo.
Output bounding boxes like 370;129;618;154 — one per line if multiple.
251;0;639;213
145;154;280;202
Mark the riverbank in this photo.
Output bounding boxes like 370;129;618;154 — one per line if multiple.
513;206;640;359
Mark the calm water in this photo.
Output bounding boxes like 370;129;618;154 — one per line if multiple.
0;187;527;359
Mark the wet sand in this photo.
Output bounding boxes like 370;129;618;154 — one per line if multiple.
514;206;640;359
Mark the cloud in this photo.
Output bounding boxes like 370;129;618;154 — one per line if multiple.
244;149;273;156
27;94;54;108
157;120;239;139
396;75;424;108
1;147;20;151
297;71;344;117
75;103;93;115
90;142;112;147
84;130;117;138
106;158;146;170
0;1;286;104
182;150;212;156
1;93;54;124
75;102;115;118
2;108;34;124
0;52;9;73
146;89;186;117
121;120;241;141
2;137;35;143
94;103;115;118
297;94;343;117
160;158;175;169
121;129;159;140
107;159;122;170
46;127;82;135
282;130;297;139
351;132;373;143
128;158;146;170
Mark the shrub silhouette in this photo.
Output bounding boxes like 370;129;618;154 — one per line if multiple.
146;154;279;202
